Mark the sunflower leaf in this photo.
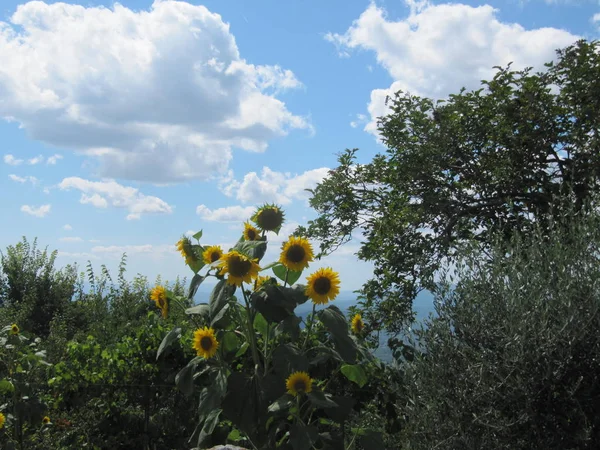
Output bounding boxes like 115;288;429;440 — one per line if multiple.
307;388;339;409
222;331;240;353
318;306;358;364
290;424;319;450
273;265;303;286
156;327;181;361
268;394;294;413
209;280;236;322
340;364;368;388
188;274;205;300
192;230;203;241
185;303;210;317
197;408;222;448
233;239;268;261
176;357;203;397
251;285;296;323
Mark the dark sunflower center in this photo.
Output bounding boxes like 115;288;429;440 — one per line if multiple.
200;336;213;351
313;277;331;295
286;245;306;263
210;251;221;262
247;229;257;240
229;256;251;277
257;209;282;230
356;321;363;331
294;380;307;392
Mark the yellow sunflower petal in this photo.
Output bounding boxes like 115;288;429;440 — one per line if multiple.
0;412;6;429
285;371;313;396
252;204;285;232
202;245;224;265
217;250;260;286
279;236;314;272
192;327;219;359
10;323;19;335
243;222;260;241
351;314;364;335
305;267;340;305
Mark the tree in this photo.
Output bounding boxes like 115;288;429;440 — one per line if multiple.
302;39;600;334
403;212;600;449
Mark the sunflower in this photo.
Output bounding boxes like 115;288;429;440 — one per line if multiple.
286;371;313;396
218;250;260;286
176;237;199;265
252;204;285;232
351;314;365;335
0;412;5;429
150;286;168;318
202;245;223;265
279;236;314;271
42;416;51;425
253;275;277;291
305;268;340;305
10;323;19;335
243;222;260;241
192;327;219;359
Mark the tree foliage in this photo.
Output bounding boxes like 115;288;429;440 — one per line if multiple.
403;212;600;449
302;39;600;333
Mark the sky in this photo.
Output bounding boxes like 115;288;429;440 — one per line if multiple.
0;0;598;293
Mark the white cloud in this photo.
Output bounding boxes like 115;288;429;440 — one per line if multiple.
4;154;23;165
27;155;44;165
196;204;256;222
57;251;99;260
326;1;579;136
21;204;51;217
47;154;63;165
58;177;173;220
91;243;177;260
221;167;330;204
59;236;83;242
593;13;600;26
8;174;38;184
63;224;73;230
0;1;309;183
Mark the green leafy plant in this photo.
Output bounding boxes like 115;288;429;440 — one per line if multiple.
158;205;383;450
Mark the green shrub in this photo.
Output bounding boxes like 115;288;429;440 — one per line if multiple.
403;213;600;449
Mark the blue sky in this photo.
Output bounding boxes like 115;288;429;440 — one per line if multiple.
0;0;598;292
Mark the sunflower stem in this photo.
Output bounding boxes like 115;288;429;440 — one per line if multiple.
302;303;317;351
284;268;289;287
242;287;261;374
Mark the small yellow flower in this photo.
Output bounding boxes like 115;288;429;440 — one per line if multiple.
0;411;5;429
351;314;364;335
10;323;19;335
150;286;168;318
252;204;285;232
254;275;277;291
243;222;260;241
279;236;314;272
286;371;313;396
176;237;198;265
305;268;340;305
42;416;51;425
218;250;260;286
202;245;223;265
192;327;219;359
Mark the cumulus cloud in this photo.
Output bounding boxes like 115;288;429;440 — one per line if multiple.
326;1;579;135
91;244;177;260
59;236;83;242
0;1;309;182
221;167;330;204
4;154;23;165
63;224;73;230
47;154;63;165
21;204;51;217
27;155;44;165
8;174;38;184
196;204;256;222
58;177;173;220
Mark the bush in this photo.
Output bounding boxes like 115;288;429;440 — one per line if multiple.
403;212;600;449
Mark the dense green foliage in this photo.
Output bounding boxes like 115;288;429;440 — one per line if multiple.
403;212;600;449
302;39;600;334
